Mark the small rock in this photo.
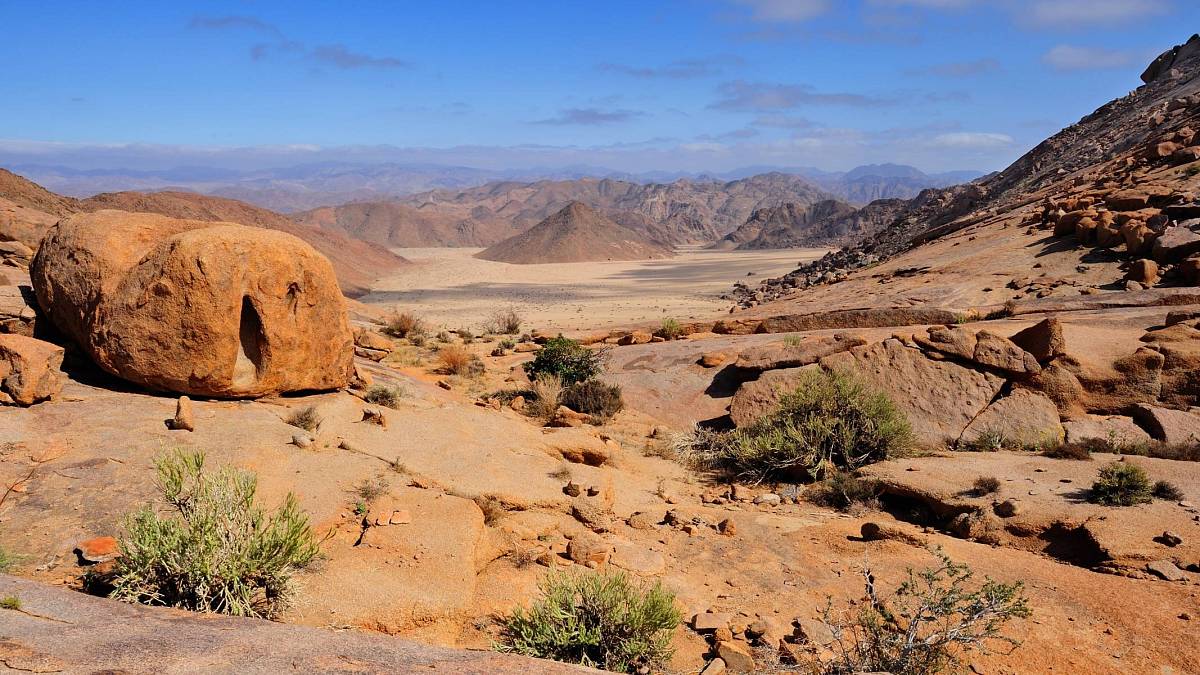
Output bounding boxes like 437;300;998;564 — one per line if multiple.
563;481;582;497
753;493;781;506
713;626;734;642
1146;560;1186;581
699;658;727;675
730;485;752;501
437;380;452;390
692;612;733;632
699;351;729;368
75;536;119;564
510;395;526;411
291;433;314;449
566;533;610;566
793;617;835;646
627;511;660;530
718;518;737;536
167;395;195;431
715;640;755;672
994;500;1020;518
1161;531;1184;547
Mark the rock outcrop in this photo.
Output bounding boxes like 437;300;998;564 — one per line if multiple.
476;202;674;264
0;333;65;405
31;211;354;397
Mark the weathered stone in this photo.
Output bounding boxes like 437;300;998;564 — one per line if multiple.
692;612;734;632
1062;415;1153;446
617;331;652;346
566;532;610;566
792;618;835;646
729;363;822;427
1132;405;1200;444
699;351;729;368
570;496;614;532
0;333;65;406
821;339;1004;446
610;542;665;575
961;390;1064;446
715;640;755;672
994;500;1020;518
734;333;866;371
1147;559;1186;581
354;328;394;352
973;330;1041;374
1127;259;1160;286
1009;317;1066;364
914;325;976;361
74;536;119;564
1152;226;1200;263
168;396;195;431
30;211;354;397
699;658;727;675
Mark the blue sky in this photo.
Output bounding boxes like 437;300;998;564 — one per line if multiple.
1;0;1196;174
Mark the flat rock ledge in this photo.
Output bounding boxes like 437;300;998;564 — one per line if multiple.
0;575;593;675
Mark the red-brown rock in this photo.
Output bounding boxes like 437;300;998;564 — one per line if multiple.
30;211;353;397
0;333;65;405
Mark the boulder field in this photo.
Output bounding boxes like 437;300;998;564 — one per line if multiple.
30;210;353;398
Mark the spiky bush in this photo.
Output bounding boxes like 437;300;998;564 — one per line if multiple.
529;374;564;422
818;549;1030;675
656;318;684;340
973;476;1001;496
1088;461;1152;506
560;380;624;420
384;312;424;339
110;450;321;618
1152;479;1184;501
524;336;606;386
285;406;321;432
687;369;911;481
364;384;402;409
498;569;681;673
489;307;523;335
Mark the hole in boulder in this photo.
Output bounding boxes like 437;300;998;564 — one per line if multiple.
233;296;266;389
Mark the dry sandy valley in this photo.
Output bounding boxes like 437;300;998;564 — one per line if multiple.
365;246;824;333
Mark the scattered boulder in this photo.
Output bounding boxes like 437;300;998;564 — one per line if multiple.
566;532;610;566
74;536;119;564
699;351;729;368
1127;259;1160;286
1132;404;1200;444
961;390;1064;446
714;640;755;673
0;333;65;406
1152;226;1200;263
1063;415;1153;446
734;333;866;371
1009;317;1066;364
916;326;1039;375
30;211;354;398
729;364;821;427
617;331;653;346
167;396;195;431
1146;560;1186;582
821;339;1004;446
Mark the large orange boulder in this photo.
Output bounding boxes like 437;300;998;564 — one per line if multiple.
30;211;353;397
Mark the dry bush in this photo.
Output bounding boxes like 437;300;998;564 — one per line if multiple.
1041;442;1092;460
364;384;403;409
973;476;1001;496
806;471;881;512
529;374;564;421
488;307;523;335
474;494;506;525
285;406;321;432
655;318;683;340
1152;479;1184;501
560;380;624;421
384;312;424;339
437;344;474;375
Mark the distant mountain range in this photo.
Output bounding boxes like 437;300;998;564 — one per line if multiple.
8;162;982;213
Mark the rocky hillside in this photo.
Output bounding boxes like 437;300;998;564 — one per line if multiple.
731;34;1200;310
713;198;909;250
0;172;407;297
476;201;674;264
294;172;835;248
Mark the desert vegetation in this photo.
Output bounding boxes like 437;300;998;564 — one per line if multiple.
560;379;624;420
805;471;881;512
285;405;321;432
109;450;321;618
1088;461;1153;506
497;569;680;673
487;307;523;335
524;336;607;386
364;384;403;408
816;549;1030;675
682;369;912;481
383;311;425;339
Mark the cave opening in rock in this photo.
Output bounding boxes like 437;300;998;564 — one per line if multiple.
233;296;265;389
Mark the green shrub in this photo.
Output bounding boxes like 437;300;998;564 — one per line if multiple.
806;471;881;512
524;336;606;386
1152;479;1184;501
1089;461;1152;506
1041;442;1092;460
499;338;517;350
687;369;911;481
560;380;624;420
959;430;1016;453
817;549;1030;675
286;406;321;432
498;569;680;673
0;546;14;572
655;318;683;340
110;450;321;618
0;596;20;610
364;384;402;409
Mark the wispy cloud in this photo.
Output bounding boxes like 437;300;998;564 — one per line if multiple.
1025;0;1170;27
1042;45;1135;71
710;81;890;111
189;14;407;70
532;108;645;125
931;132;1014;149
730;0;832;22
751;114;817;129
906;58;1001;77
597;56;743;79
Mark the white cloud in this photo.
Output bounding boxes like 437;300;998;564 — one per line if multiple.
1026;0;1169;26
731;0;831;22
1042;45;1135;71
932;132;1014;149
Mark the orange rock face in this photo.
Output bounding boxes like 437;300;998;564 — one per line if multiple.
31;210;353;397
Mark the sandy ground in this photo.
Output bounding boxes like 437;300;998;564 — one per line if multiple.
363;246;826;333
